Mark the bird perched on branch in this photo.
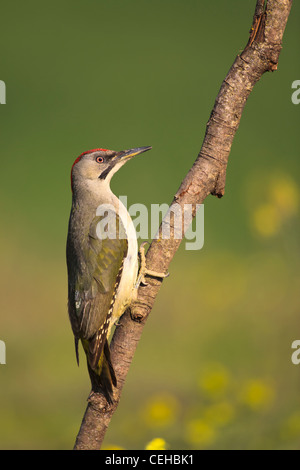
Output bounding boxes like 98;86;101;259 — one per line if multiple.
66;147;167;403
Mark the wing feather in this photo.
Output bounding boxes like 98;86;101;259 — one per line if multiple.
67;209;128;368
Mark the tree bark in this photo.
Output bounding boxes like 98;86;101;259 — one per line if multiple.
73;0;293;450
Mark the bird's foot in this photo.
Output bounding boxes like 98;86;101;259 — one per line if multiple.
135;241;169;287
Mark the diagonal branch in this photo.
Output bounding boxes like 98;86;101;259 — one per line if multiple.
73;0;293;450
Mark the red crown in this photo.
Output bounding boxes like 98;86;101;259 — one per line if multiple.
71;148;108;189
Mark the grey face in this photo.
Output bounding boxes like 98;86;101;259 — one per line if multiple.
71;147;152;187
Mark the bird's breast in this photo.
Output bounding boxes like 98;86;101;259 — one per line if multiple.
110;201;138;327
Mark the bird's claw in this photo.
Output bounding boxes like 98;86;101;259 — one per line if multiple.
136;241;169;288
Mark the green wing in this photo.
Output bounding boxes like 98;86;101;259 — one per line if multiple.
67;210;127;369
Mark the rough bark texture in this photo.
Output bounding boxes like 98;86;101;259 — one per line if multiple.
73;0;293;450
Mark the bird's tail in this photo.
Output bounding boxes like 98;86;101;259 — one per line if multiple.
81;338;117;404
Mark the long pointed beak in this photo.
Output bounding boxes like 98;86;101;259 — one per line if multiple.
98;146;152;180
117;146;152;161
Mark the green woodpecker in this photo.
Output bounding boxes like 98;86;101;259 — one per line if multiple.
66;146;166;403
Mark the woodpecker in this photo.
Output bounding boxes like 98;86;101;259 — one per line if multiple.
66;146;167;403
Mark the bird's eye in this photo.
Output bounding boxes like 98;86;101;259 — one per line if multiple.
96;156;104;163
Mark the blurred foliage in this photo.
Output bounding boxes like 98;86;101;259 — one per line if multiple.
0;0;299;450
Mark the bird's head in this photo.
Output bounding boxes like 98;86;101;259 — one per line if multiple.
71;146;152;193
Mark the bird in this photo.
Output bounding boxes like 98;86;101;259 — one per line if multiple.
66;146;168;403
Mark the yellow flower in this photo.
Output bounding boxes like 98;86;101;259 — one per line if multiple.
252;203;281;237
198;364;231;398
239;379;275;411
269;175;299;217
145;438;168;450
185;419;216;447
203;402;235;427
142;393;179;428
250;173;299;238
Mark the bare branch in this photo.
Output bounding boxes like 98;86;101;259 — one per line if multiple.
73;0;293;450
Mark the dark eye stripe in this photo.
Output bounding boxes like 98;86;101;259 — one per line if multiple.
99;163;114;180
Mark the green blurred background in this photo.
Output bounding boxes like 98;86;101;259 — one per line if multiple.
0;0;299;450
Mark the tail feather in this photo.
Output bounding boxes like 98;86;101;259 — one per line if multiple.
75;338;80;366
83;338;117;404
103;340;117;387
